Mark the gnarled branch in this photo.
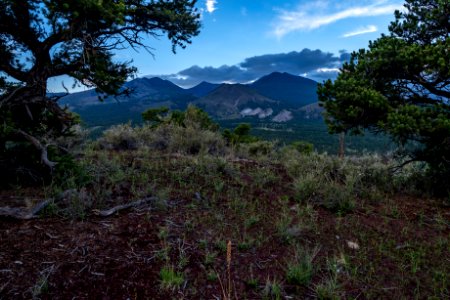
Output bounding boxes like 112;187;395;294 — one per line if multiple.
15;129;57;169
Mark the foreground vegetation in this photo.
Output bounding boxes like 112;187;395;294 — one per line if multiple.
0;1;448;296
1;117;448;299
319;0;450;195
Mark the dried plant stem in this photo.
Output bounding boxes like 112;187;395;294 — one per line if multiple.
227;240;232;300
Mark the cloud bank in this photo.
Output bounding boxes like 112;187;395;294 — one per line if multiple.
272;1;403;38
342;25;378;38
206;0;217;13
152;48;350;87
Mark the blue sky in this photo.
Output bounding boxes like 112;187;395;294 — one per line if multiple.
48;0;405;91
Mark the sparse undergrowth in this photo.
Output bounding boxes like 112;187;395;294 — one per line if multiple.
0;122;449;299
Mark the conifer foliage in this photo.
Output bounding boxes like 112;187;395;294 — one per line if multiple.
0;0;201;184
318;0;449;194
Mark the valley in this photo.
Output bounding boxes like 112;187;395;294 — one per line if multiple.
60;72;390;154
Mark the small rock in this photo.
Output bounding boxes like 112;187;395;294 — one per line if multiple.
286;226;302;237
194;192;202;201
346;240;360;250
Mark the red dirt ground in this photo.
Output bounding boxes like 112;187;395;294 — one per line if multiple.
1;195;449;299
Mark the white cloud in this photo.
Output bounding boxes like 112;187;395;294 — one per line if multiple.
316;67;340;73
206;0;218;13
342;25;378;37
272;1;403;38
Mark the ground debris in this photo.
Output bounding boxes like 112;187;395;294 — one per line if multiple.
93;196;158;217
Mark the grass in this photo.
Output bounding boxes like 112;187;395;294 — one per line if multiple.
31;266;55;298
276;211;294;243
314;277;340;300
1;122;449;299
159;266;184;290
204;251;217;266
262;277;283;300
285;246;319;286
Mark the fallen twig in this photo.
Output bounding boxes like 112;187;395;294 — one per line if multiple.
0;189;82;220
93;197;158;217
0;199;53;220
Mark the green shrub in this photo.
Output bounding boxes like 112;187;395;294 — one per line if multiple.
293;174;323;202
159;266;184;290
315;278;340;300
142;105;219;131
234;123;251;136
97;123;140;150
322;182;356;214
286;262;313;286
168;125;226;155
283;152;422;209
276;213;294;243
247;141;276;157
141;106;170;128
183;105;219;131
285;246;317;286
245;277;259;289
262;278;283;300
52;154;91;189
223;123;259;145
97;122;227;156
291;141;314;155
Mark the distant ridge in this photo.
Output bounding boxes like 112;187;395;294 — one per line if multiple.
57;72;321;125
137;77;188;96
58;76;196;126
60;77;192;109
185;81;220;97
193;83;277;119
250;72;318;108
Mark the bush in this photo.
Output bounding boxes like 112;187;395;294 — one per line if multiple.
291;141;314;155
223;123;259;145
52;154;91;189
322;182;356;214
141;106;169;128
293;174;323;202
97;122;227;156
97;123;140;150
248;141;276;157
168;125;226;155
142;105;219;131
287;153;414;211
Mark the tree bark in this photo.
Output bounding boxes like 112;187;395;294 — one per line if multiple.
339;132;345;159
15;129;57;169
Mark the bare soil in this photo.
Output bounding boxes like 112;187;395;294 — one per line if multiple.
1;159;449;299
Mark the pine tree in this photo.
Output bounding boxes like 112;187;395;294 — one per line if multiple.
318;0;449;194
0;0;200;183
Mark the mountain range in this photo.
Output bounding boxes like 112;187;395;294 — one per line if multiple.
59;72;323;126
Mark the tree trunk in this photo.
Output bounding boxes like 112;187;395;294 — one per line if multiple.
339;132;345;159
2;74;62;170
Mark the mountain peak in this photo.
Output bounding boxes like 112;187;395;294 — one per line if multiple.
250;72;318;107
186;81;220;97
261;71;313;82
198;81;214;86
193;82;276;119
146;76;167;83
130;76;187;93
